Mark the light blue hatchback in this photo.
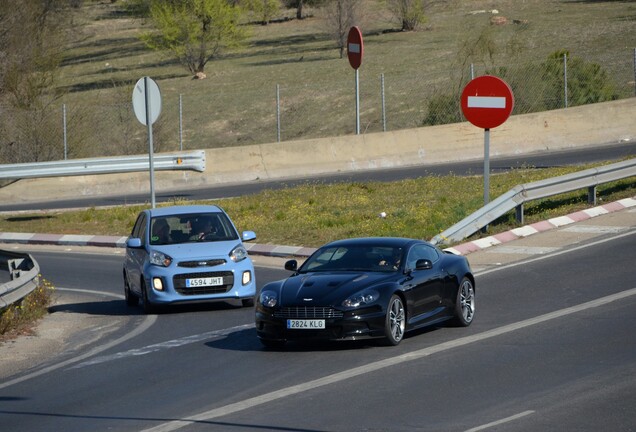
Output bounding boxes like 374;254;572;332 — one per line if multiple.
123;205;256;313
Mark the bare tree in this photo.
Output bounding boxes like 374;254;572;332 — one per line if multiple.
388;0;438;31
323;0;360;58
0;1;72;164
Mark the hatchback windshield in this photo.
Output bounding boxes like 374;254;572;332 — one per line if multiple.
149;213;238;245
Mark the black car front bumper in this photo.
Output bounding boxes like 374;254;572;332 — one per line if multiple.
255;305;386;342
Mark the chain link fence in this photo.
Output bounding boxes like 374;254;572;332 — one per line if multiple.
1;51;634;164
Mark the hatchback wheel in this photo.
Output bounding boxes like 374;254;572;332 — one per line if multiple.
141;279;156;314
124;274;139;307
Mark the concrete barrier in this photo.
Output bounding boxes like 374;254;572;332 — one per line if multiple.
1;98;634;204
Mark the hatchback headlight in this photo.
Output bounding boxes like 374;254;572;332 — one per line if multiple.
230;245;248;262
149;250;172;267
342;290;379;308
259;290;278;308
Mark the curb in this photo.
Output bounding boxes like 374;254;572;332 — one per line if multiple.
444;196;636;255
0;196;634;258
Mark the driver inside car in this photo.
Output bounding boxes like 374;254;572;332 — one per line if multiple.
189;216;216;241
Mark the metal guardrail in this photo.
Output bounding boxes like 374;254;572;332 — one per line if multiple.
0;250;40;310
431;158;636;245
0;151;206;180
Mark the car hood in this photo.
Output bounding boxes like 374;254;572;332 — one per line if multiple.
279;272;394;306
152;240;240;260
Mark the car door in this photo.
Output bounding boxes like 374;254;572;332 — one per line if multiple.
403;244;445;324
125;212;148;296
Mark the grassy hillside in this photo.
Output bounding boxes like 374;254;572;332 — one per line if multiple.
54;0;636;157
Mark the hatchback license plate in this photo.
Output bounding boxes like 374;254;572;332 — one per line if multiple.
185;276;223;287
287;319;325;329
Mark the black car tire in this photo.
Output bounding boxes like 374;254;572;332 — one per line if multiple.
124;273;139;307
141;279;156;314
452;277;475;327
383;294;405;346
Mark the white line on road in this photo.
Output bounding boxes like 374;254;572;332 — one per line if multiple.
0;288;157;390
465;410;535;432
69;323;254;369
141;287;636;432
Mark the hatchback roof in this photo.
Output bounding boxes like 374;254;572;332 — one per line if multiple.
146;205;223;217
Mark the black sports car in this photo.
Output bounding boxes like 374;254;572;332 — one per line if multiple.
255;237;475;348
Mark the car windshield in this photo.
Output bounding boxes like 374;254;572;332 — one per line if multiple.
299;245;403;273
149;212;239;245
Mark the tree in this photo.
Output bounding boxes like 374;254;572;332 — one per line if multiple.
0;0;71;164
541;50;619;110
141;0;248;76
245;0;280;25
388;0;436;31
323;0;360;59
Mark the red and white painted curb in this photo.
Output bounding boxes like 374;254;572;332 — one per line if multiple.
1;196;634;258
444;196;636;256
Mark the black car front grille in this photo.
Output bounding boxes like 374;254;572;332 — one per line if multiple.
178;259;226;268
273;306;344;319
173;271;234;295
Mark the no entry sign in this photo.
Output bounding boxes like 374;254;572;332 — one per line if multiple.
347;26;363;70
461;75;514;129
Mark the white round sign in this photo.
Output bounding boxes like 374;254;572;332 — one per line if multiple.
132;77;162;126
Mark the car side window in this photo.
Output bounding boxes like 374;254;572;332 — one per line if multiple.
406;244;440;270
131;214;144;237
131;213;147;245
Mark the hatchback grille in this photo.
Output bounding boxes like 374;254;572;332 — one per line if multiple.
178;259;226;268
173;271;234;295
273;306;344;319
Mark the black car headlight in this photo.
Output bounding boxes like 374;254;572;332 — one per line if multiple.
342;290;380;308
230;245;248;262
259;290;278;308
149;250;172;267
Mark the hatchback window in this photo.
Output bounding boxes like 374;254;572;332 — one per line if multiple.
149;212;239;245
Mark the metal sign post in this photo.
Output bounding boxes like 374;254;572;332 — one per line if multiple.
460;75;514;206
132;77;162;208
347;26;363;135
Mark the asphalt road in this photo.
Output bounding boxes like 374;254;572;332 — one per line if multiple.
1;142;635;212
1;213;635;431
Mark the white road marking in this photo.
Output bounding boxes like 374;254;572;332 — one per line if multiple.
70;324;253;369
562;225;627;234
465;410;535;432
0;288;156;390
141;286;636;431
486;246;558;255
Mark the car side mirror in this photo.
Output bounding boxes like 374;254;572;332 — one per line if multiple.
126;237;142;248
415;259;433;270
242;231;256;242
284;260;298;271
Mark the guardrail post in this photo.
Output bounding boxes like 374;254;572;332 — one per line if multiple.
588;186;597;205
515;204;524;224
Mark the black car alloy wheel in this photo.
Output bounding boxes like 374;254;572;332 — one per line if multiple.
384;294;405;346
453;277;475;326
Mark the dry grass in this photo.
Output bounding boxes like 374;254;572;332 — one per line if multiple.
0;164;634;248
0;278;55;342
55;0;636;151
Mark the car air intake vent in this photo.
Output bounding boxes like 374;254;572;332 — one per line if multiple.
178;259;226;268
273;306;344;319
